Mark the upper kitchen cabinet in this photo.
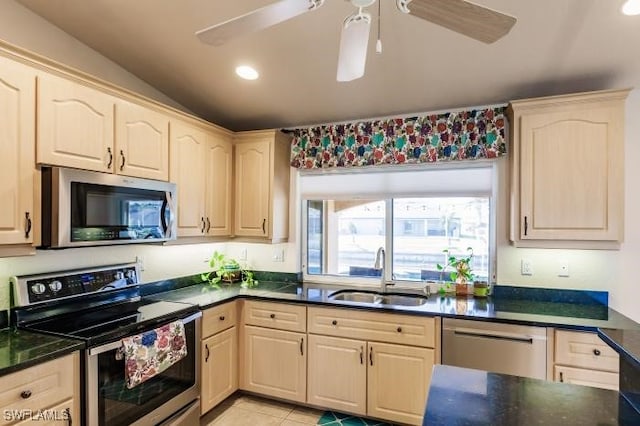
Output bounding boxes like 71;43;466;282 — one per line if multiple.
114;100;170;181
205;130;233;237
37;72;115;173
508;89;629;249
170;120;207;237
234;130;290;242
0;57;36;246
170;120;233;238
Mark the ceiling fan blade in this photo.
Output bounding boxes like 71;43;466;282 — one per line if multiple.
336;13;372;82
401;0;516;44
196;0;324;46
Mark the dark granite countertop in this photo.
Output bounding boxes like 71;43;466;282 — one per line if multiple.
424;365;640;425
0;328;84;376
599;328;640;371
145;281;640;332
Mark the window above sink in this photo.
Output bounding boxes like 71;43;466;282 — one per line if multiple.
300;164;497;288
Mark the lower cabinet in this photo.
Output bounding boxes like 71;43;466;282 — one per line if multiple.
307;335;433;424
201;327;238;413
240;325;307;403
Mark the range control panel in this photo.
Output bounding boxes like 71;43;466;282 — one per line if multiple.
11;263;140;306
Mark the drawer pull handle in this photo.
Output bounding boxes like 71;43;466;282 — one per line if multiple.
397;326;402;333
559;372;564;383
332;320;338;326
270;313;276;319
219;315;225;321
205;344;210;362
593;348;601;356
20;390;32;399
360;346;364;364
300;337;304;356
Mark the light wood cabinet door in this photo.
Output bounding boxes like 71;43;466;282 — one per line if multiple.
367;342;434;426
170;120;206;237
115;100;169;180
0;57;36;245
240;325;306;403
205;131;232;236
37;73;114;173
554;365;618;391
307;335;366;416
509;89;628;246
201;327;238;414
234;138;271;237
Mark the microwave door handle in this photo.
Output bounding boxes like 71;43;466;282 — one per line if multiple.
161;198;169;235
163;190;177;238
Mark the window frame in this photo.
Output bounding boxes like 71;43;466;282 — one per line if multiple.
300;164;498;288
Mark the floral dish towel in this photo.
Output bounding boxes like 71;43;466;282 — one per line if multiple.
120;320;187;389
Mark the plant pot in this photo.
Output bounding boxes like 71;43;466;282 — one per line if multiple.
455;281;472;297
473;281;489;298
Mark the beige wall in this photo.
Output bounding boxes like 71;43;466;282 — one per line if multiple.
0;0;190;112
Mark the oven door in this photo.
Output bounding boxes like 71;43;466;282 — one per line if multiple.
86;312;201;426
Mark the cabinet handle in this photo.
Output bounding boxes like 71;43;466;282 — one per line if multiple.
369;346;373;366
262;218;266;234
120;150;126;170
360;346;364;364
20;390;31;399
270;313;276;319
219;315;225;321
206;217;211;233
25;212;32;239
201;217;206;233
106;147;113;168
65;407;72;426
397;326;402;333
205;344;210;362
332;320;338;326
559;372;564;383
593;348;601;356
524;216;528;236
300;337;304;356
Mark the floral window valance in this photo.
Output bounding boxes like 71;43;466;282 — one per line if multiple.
289;107;507;169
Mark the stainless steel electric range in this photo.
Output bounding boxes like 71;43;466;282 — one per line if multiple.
11;263;201;426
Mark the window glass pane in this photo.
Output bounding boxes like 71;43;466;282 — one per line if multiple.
305;200;386;276
392;198;490;282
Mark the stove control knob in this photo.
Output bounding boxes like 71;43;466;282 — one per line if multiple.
126;270;136;280
114;272;124;280
31;283;46;295
49;280;63;292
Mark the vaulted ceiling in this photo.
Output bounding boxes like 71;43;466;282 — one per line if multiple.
17;0;640;131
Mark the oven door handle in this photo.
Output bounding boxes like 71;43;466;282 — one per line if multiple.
88;311;202;356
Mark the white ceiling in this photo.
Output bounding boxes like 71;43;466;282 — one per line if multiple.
17;0;640;131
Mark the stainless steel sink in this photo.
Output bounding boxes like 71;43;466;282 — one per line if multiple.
328;290;429;306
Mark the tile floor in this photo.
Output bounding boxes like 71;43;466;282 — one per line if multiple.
200;393;395;426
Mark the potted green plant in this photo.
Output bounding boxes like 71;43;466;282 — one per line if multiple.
201;251;258;289
436;247;474;296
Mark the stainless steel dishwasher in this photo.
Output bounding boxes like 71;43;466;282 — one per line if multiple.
442;318;548;379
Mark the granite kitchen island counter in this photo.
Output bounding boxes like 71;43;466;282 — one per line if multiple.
424;365;640;425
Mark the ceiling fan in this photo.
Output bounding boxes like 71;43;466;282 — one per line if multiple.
196;0;516;82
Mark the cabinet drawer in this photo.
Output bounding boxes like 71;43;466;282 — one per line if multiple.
202;301;237;338
308;307;436;348
555;330;618;372
554;365;619;391
242;300;306;332
0;353;77;426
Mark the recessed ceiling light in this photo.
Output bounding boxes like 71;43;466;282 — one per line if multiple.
235;65;259;80
622;0;640;15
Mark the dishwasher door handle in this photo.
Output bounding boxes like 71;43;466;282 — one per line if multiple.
453;330;534;344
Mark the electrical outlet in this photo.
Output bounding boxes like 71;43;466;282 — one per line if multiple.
558;260;570;277
272;248;285;262
239;248;248;261
136;255;145;272
521;259;533;276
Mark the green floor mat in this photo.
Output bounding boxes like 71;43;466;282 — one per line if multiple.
317;411;393;426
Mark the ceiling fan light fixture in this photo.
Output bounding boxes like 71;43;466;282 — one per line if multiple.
336;12;372;82
235;65;259;80
622;0;640;15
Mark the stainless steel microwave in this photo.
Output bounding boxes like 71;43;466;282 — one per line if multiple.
41;167;177;248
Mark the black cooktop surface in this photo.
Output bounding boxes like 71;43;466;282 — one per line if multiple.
21;299;198;347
